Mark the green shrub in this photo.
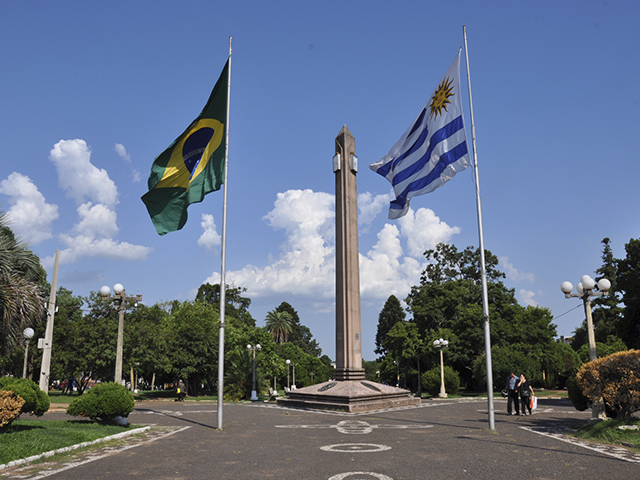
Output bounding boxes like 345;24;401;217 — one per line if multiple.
66;382;135;423
0;390;25;428
0;378;49;416
566;372;589;411
577;349;640;419
421;366;460;397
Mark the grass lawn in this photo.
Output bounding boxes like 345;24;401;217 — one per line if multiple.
571;418;640;449
0;420;137;465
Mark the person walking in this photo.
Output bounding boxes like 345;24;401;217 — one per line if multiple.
505;371;520;415
517;373;534;415
176;379;186;402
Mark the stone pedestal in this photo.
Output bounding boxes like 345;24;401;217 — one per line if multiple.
277;380;421;413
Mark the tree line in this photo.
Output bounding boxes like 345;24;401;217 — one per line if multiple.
372;240;637;394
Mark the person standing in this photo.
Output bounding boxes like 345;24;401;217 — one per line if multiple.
517;373;534;415
177;379;186;402
505;371;520;415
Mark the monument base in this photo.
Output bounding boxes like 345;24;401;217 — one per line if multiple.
276;380;421;413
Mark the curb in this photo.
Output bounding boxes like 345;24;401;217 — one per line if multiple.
0;426;150;471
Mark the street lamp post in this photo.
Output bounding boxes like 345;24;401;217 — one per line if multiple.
393;360;399;388
434;338;449;398
22;328;35;378
561;275;610;420
101;284;142;386
247;344;262;401
286;359;291;389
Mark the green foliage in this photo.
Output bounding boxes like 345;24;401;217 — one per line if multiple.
616;239;640;349
375;295;406;358
566;373;589;411
577;350;640;419
196;283;255;327
421;366;460;396
265;310;293;344
66;382;135;422
0;378;49;416
472;346;530;392
276;302;322;357
0;212;47;357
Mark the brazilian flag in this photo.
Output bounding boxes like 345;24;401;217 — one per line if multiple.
142;60;229;235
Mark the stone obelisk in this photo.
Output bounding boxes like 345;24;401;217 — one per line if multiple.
276;126;420;412
333;125;365;381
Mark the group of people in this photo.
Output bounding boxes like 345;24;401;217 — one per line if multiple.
504;371;534;415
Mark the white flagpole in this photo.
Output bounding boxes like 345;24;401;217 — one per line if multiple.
463;25;495;430
217;36;232;430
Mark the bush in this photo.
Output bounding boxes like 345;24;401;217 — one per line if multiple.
422;366;460;397
577;349;640;419
66;382;135;423
0;378;49;416
0;390;25;428
566;372;589;411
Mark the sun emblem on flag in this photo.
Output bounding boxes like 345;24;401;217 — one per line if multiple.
429;77;454;119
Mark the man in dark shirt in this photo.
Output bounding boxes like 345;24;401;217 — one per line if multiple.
505;371;520;415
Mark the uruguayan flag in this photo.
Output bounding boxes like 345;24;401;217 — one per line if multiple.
370;52;471;219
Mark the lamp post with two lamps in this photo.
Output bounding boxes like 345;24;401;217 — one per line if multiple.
22;327;35;378
100;284;142;386
247;344;262;401
561;274;610;420
433;338;449;398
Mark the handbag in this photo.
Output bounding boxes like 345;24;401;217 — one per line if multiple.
530;395;537;410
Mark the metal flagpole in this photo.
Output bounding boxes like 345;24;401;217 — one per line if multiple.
463;25;495;430
217;36;232;430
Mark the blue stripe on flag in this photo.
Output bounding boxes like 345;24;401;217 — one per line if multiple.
391;115;465;187
389;140;469;214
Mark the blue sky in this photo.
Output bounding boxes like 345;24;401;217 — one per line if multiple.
1;1;639;361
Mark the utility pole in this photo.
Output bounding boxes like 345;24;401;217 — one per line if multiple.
39;249;60;393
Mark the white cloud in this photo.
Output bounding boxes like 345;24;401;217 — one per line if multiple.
73;202;119;238
358;192;391;227
204;189;460;308
132;169;142;183
197;214;221;251
36;139;152;266
398;207;461;257
49;139;118;208
500;256;535;283
518;289;538;307
210;189;336;298
114;143;131;163
0;172;59;244
43;239;151;267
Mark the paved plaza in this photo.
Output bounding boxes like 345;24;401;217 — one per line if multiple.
2;397;639;479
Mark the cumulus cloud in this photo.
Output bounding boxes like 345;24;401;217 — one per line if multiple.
204;189;461;307
0;172;59;244
358;192;392;227
38;139;151;266
397;207;461;257
114;143;131;163
518;289;538;307
500;256;535;283
198;214;221;251
49;139;118;208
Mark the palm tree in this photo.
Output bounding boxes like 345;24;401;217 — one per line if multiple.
0;212;47;356
265;310;293;344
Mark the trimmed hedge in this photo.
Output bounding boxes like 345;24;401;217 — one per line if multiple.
577;349;640;419
0;378;49;416
66;382;135;423
0;390;26;428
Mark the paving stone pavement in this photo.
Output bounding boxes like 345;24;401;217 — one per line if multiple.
1;397;638;479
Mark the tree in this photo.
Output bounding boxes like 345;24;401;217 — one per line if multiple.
275;302;322;357
374;295;405;359
265;310;293;344
383;321;424;392
615;238;640;349
0;213;47;357
196;283;255;327
407;242;558;389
